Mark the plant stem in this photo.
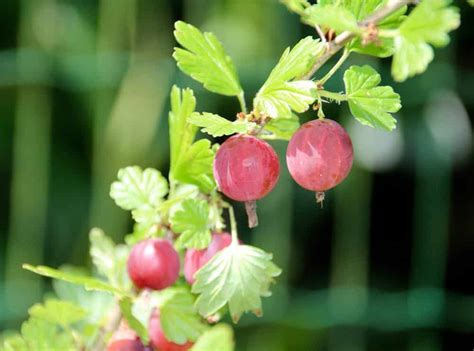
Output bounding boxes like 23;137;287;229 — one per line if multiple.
159;190;197;212
224;202;239;244
315;25;327;43
300;0;413;80
237;92;248;114
318;48;350;86
378;28;399;38
318;90;347;101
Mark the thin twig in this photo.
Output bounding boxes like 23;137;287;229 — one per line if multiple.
314;25;327;43
300;0;413;80
317;48;350;86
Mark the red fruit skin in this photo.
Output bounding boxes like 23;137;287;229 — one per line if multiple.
213;134;280;201
127;239;180;291
107;339;147;351
149;312;193;351
286;119;353;192
184;233;233;284
107;327;147;351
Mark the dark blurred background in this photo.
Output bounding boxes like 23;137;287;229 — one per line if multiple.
1;0;473;350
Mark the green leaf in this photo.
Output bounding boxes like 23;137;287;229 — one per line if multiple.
191;324;235;351
255;80;317;119
154;288;208;344
168;87;215;193
280;0;310;14
131;205;161;226
264;37;323;83
28;299;87;328
254;37;322;118
392;38;434;82
347;4;407;58
169;86;198;174
262;114;300;140
339;0;383;20
173;21;242;96
89;228;130;290
21;319;75;351
391;0;459;81
1;334;28;351
110;166;168;211
399;0;459;46
173;139;216;193
303;4;360;33
344;65;401;131
188;113;255;137
119;298;149;344
192;244;281;322
52;268;115;325
170;199;211;249
23;264;125;296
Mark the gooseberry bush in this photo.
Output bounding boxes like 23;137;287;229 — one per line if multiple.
1;0;462;350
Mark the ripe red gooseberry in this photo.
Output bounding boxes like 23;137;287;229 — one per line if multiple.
213;134;280;227
286;119;353;203
107;325;149;351
184;232;233;284
127;239;180;291
149;312;193;351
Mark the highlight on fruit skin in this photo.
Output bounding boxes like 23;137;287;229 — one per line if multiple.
184;232;233;284
149;311;194;351
286;119;354;203
213;134;280;227
127;238;180;291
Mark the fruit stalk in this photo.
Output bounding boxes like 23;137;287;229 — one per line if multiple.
245;200;258;228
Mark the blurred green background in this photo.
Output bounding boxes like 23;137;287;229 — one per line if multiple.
1;0;474;350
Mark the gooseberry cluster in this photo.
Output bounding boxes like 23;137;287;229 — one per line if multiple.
108;234;234;350
213;118;354;223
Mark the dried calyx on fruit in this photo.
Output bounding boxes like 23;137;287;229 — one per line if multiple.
286;119;354;204
213;134;280;227
127;239;180;291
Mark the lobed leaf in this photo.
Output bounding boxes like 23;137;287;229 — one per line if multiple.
169;86;198;172
192;244;281;322
173;21;242;96
188;113;254;137
255;80;317;119
303;4;360;33
391;0;460;81
173;139;215;194
52;268;115;326
280;0;310;14
191;324;235;351
262;114;300;140
110;166;168;211
20;319;75;350
89;228;130;290
348;3;407;58
170;199;211;249
1;334;28;351
28;299;87;329
254;37;323;118
344;65;401;131
156;288;208;344
23;264;125;296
